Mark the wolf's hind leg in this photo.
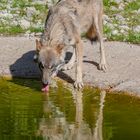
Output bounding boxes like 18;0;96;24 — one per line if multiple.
93;13;107;72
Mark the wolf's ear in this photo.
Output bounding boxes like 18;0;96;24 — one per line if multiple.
55;44;64;54
36;39;42;51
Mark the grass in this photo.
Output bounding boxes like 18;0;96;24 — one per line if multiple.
0;0;139;44
29;27;43;33
0;0;47;35
125;1;140;11
0;25;43;35
104;29;140;44
103;0;140;44
12;0;31;8
0;25;24;35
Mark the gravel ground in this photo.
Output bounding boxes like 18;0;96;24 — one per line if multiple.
0;37;140;96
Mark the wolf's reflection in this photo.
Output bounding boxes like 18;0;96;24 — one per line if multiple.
37;89;106;140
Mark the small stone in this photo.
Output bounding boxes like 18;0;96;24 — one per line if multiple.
20;19;30;29
112;30;119;35
103;20;108;25
107;23;114;29
103;14;110;22
111;6;118;11
26;7;37;18
118;3;125;10
137;9;140;14
133;26;140;33
115;14;125;21
12;20;19;26
119;25;129;31
35;32;42;36
30;32;35;37
120;29;125;33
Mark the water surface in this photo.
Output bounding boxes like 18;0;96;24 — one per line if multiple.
0;78;140;140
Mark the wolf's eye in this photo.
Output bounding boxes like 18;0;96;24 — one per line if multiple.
33;54;38;63
39;62;44;70
48;65;53;69
48;64;55;70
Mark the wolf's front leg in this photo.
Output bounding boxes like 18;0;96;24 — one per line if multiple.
74;39;83;89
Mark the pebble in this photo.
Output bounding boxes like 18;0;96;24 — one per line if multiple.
26;7;37;18
20;19;31;29
133;26;140;33
112;30;119;35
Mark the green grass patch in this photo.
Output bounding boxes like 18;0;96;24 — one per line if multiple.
125;1;140;11
0;25;25;35
34;4;46;11
12;0;31;8
103;25;112;38
104;0;118;7
127;32;140;44
104;25;140;44
29;27;43;33
0;25;44;35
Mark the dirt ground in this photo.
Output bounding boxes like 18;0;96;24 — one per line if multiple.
0;37;140;96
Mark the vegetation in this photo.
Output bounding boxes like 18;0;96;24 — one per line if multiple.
0;0;139;43
103;0;140;44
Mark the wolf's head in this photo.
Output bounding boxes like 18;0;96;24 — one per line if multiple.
34;39;65;90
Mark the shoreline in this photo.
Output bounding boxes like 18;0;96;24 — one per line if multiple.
0;37;140;97
1;74;140;98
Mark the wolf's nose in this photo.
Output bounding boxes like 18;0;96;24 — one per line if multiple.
42;79;49;85
43;81;48;85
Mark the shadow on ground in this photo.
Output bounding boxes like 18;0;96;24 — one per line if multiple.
9;51;74;90
9;50;40;90
10;50;40;78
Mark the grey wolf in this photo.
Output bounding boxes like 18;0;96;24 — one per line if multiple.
35;0;107;90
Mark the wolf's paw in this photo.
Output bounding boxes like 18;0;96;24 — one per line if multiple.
74;81;84;89
99;63;107;72
62;63;74;71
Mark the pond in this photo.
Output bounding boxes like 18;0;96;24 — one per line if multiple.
0;78;140;140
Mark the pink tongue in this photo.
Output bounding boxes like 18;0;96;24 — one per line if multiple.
42;84;49;92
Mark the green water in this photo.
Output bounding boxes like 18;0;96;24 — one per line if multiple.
0;78;140;140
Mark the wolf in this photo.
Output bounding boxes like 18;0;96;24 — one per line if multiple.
35;0;107;90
